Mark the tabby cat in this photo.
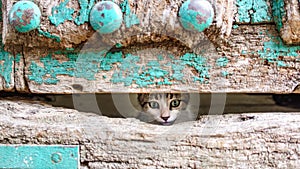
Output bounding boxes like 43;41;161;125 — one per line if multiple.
137;93;193;125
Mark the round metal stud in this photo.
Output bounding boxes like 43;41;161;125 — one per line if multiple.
51;152;62;163
9;0;41;33
89;1;123;34
179;0;214;32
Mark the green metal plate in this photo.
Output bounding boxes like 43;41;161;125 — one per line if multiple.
0;145;79;169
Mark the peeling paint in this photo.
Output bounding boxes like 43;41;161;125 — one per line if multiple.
37;27;61;42
258;36;300;66
0;51;14;88
221;71;229;77
252;0;272;23
120;0;140;28
49;0;75;26
75;0;95;25
233;25;239;29
237;0;272;23
272;0;285;31
216;57;229;67
28;51;210;87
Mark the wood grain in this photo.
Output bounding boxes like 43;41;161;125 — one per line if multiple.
1;98;300;168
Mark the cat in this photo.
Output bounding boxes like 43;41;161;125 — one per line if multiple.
137;93;196;125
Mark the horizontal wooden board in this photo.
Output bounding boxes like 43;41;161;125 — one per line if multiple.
3;0;234;53
0;0;299;93
23;24;300;93
1;98;300;168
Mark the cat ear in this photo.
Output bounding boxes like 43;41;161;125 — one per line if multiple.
137;93;149;104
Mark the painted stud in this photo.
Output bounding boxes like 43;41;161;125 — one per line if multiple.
179;0;214;32
89;1;123;34
51;152;62;163
9;0;41;33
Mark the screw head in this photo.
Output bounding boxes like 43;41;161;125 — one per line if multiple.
89;1;123;34
179;0;214;32
9;0;41;33
51;152;62;163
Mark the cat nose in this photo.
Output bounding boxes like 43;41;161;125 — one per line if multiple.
161;116;170;122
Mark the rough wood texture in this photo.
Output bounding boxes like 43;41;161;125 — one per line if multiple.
23;25;300;94
1;98;300;168
3;0;234;53
277;0;300;45
0;0;299;93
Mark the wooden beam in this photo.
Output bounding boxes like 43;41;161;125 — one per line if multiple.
1;98;300;168
0;0;299;93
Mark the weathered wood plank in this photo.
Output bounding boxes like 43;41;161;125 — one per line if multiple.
1;98;300;168
0;0;299;93
273;0;300;45
3;0;234;53
23;24;300;93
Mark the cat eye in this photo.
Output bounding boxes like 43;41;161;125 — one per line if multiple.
170;100;181;107
148;101;159;109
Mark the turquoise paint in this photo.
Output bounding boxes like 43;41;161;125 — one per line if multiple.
277;60;287;67
0;145;78;168
216;57;229;67
272;0;285;31
237;0;252;23
89;1;123;34
221;71;229;77
157;55;164;61
28;53;76;84
242;50;247;54
120;0;131;15
28;51;210;87
124;13;140;28
49;0;75;26
14;54;21;63
75;0;96;25
0;0;2;20
115;43;123;48
180;53;210;83
252;0;272;23
120;0;140;28
111;54;141;86
233;25;239;29
179;0;214;32
111;52;211;86
48;0;140;29
0;51;14;88
258;36;300;66
171;60;185;81
9;1;41;32
237;0;272;23
37;27;61;42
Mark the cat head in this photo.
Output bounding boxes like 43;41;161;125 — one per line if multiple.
138;93;190;125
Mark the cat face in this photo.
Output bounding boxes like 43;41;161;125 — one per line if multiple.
138;93;190;125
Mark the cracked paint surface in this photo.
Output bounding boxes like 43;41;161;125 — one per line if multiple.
28;51;210;87
49;0;140;28
237;0;272;23
258;35;300;67
272;0;285;31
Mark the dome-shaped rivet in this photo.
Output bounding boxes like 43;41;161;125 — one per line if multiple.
9;0;41;33
179;0;214;32
89;1;123;34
